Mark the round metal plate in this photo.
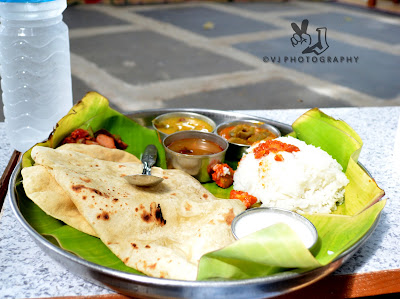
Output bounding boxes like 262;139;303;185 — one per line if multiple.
8;108;382;299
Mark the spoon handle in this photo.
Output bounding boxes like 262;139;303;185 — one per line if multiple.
141;145;158;175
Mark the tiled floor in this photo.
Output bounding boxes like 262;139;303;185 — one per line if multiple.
165;78;353;109
63;7;130;29
1;0;399;121
137;6;280;37
70;30;252;84
230;2;308;12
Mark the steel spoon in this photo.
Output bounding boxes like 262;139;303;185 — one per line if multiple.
124;144;164;187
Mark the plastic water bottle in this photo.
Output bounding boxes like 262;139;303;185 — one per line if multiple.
0;0;72;152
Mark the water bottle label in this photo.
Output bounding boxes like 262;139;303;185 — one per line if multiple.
0;0;55;2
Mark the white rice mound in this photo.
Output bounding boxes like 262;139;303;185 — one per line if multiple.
233;136;349;214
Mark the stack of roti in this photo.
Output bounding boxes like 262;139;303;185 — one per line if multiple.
22;144;245;280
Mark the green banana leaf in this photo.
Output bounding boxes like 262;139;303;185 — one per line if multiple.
198;223;320;280
17;100;385;280
22;92;166;169
291;108;362;172
292;108;384;216
198;200;385;280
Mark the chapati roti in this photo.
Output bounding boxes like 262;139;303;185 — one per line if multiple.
25;145;245;280
22;144;140;236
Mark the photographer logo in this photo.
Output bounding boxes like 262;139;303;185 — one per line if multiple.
290;19;329;55
262;19;359;64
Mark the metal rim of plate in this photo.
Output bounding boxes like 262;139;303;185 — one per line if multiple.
8;108;382;299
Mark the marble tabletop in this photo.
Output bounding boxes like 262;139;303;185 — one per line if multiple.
1;107;399;299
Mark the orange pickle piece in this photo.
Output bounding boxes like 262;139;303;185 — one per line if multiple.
230;190;258;208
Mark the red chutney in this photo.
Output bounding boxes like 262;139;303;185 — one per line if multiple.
253;140;300;159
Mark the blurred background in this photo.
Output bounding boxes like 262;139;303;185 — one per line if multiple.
1;0;399;118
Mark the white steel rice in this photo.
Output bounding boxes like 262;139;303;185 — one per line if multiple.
233;136;349;214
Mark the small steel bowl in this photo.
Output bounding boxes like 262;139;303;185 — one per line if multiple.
152;112;217;141
231;207;318;250
216;120;281;161
163;131;228;183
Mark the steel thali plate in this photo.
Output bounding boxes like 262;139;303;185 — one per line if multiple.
8;108;381;299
